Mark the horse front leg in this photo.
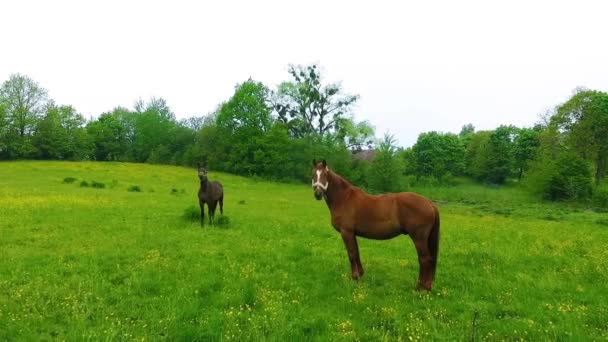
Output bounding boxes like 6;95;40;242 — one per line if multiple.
199;202;205;227
340;230;364;280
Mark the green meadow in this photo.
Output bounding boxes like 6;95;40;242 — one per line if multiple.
1;161;607;341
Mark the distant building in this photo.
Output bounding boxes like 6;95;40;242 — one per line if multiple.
352;149;376;162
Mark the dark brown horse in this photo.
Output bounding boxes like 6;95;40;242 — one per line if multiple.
311;159;440;291
198;164;224;226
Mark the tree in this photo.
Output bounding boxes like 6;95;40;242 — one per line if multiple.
131;97;177;163
0;74;49;158
552;89;608;184
0;102;7;158
216;80;273;136
272;64;359;139
513;127;541;181
412;131;466;180
33;104;90;160
334;118;375;152
467;126;516;184
368;133;404;193
86;107;135;161
459;123;475;137
213;79;274;175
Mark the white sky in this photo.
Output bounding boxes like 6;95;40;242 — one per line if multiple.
1;0;607;147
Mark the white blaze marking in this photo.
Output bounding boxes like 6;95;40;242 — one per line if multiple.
312;169;328;190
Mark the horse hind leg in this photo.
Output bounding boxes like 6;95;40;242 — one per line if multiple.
219;195;224;215
412;237;433;291
208;201;217;225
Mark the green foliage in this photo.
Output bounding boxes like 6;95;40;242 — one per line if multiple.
553;89;608;184
132;97;177;163
62;177;77;184
466;126;516;184
592;183;608;208
367;134;404;193
0;74;48;159
86;107;134;161
513;127;540;180
212;80;274;175
411;131;465;181
33;105;91;160
334;118;375;152
527;152;593;201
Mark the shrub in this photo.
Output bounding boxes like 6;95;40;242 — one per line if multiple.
527;152;592;201
128;185;142;192
63;177;77;184
80;181;90;187
91;181;105;189
214;215;230;227
182;205;200;222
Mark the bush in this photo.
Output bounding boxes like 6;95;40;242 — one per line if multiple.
91;181;106;189
128;185;142;192
63;177;77;184
182;205;200;222
527;153;593;201
80;180;90;187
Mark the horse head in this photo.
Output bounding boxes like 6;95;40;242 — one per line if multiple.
311;159;329;200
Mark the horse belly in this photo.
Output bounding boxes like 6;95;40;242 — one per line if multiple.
355;221;403;240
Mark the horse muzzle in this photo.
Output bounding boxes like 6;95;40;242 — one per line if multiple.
314;189;324;200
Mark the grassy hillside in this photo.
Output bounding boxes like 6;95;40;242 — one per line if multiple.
1;161;607;340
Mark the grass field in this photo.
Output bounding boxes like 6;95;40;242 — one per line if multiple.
1;161;607;341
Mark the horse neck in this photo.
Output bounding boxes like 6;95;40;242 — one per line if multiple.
325;170;352;207
200;179;209;192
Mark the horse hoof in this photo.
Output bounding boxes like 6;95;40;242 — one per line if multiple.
415;283;432;291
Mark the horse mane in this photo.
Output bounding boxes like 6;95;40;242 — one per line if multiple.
200;178;209;192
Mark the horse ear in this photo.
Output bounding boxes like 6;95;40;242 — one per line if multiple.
322;159;327;167
312;159;317;166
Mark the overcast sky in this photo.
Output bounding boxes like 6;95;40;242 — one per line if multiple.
1;0;607;147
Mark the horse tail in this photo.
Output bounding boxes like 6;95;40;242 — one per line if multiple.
428;204;440;280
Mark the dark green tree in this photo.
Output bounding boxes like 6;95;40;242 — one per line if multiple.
33;104;90;160
513;127;541;181
467;126;516;184
412;131;465;180
132;97;177;163
552;89;608;184
86;107;135;161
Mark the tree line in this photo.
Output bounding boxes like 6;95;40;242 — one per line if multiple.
1;66;606;206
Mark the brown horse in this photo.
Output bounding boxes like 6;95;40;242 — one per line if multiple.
198;164;224;226
311;159;440;291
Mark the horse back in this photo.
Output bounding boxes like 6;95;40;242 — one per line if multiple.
350;191;435;231
209;181;224;199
